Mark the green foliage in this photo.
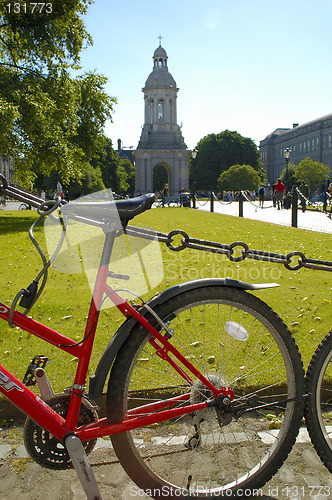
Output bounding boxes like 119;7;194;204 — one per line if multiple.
294;158;330;193
190;130;263;191
33;137;135;197
0;0;93;69
218;164;261;191
153;164;168;192
91;137;135;195
67;163;105;198
122;158;136;196
0;0;116;185
280;162;297;192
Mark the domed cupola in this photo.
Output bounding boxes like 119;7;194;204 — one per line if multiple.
153;45;168;68
145;45;177;89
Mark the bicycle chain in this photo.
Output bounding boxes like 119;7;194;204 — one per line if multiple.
126;226;332;272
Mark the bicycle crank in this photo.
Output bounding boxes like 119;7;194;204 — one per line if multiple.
23;394;98;470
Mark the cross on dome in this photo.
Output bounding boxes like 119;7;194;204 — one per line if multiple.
157;34;163;46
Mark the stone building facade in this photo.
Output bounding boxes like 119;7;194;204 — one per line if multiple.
0;156;14;183
259;113;332;185
134;44;189;195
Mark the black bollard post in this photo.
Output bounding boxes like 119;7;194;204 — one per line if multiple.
192;183;196;209
291;187;298;228
210;192;214;212
323;191;327;212
239;191;243;217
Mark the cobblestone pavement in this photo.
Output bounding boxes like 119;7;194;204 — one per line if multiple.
0;424;332;499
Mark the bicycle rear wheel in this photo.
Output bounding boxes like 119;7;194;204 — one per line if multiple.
107;285;304;498
305;330;332;472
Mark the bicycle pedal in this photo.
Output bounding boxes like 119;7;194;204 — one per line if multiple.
22;355;49;386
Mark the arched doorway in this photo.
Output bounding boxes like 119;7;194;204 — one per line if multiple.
153;163;169;194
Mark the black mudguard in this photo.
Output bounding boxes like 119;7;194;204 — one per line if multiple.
88;278;278;400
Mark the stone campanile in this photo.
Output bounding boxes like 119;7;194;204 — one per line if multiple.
134;42;189;195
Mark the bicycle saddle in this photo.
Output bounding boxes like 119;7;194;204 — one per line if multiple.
61;193;156;227
115;193;155;223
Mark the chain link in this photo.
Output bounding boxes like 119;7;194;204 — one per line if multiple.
163;229;332;272
126;226;332;272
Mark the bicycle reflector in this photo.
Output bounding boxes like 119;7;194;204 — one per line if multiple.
225;321;249;341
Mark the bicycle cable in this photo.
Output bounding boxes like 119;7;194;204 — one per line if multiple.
8;198;67;326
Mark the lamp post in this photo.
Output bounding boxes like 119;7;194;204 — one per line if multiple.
191;148;198;209
284;147;291;191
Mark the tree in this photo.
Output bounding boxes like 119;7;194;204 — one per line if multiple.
280;162;296;192
91;137;135;195
153;164;168;192
67;164;105;199
218;164;261;192
122;158;136;196
294;158;330;193
0;0;116;185
190;130;263;191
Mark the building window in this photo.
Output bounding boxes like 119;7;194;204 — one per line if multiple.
316;137;319;150
303;141;306;153
149;100;153;124
329;134;332;148
158;100;164;120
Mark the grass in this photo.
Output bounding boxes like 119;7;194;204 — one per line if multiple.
0;207;331;395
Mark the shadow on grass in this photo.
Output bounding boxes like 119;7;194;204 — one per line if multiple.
0;213;39;234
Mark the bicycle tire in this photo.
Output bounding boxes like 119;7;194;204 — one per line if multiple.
107;285;304;499
305;330;332;472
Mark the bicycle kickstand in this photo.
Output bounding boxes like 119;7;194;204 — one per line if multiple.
65;435;102;500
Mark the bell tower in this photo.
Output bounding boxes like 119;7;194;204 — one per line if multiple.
134;41;189;195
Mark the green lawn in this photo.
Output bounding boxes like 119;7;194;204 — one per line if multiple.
0;207;331;394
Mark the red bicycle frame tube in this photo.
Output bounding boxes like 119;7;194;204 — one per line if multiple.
0;252;233;443
0;364;72;441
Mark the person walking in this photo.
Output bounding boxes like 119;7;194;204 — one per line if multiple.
258;185;266;208
299;180;310;212
274;179;285;210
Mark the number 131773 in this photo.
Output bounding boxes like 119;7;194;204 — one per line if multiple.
6;3;53;14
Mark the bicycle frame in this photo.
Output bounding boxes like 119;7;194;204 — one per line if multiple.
0;228;233;445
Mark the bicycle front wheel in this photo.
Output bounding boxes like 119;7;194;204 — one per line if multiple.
305;330;332;472
107;285;304;498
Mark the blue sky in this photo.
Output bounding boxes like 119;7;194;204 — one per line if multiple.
79;0;332;150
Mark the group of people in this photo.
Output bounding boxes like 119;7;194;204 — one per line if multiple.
38;182;69;202
269;179;310;211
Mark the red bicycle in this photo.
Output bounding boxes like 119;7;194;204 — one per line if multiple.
0;174;304;499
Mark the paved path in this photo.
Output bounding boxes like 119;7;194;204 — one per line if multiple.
3;200;332;234
196;199;332;234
